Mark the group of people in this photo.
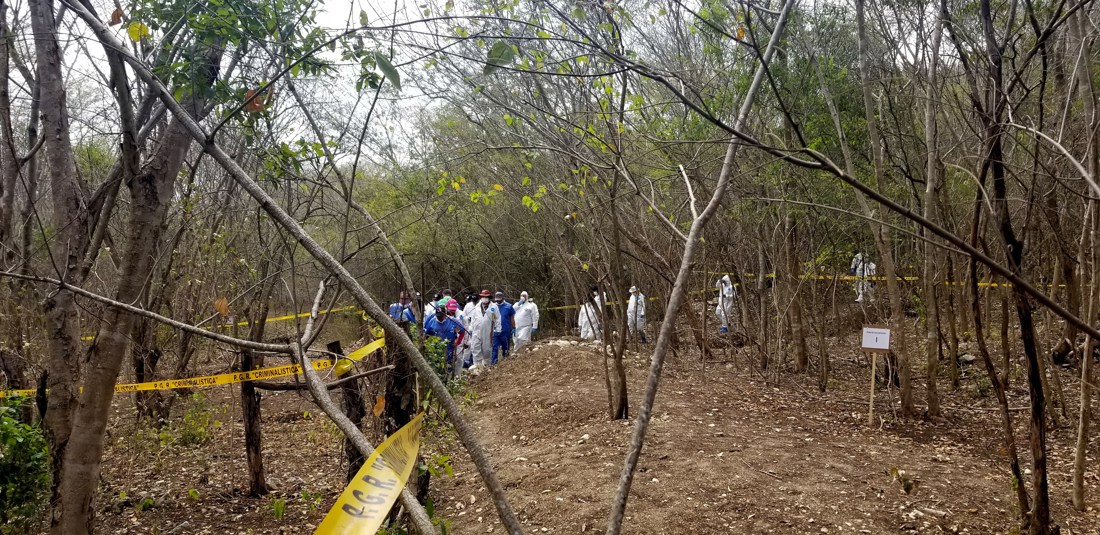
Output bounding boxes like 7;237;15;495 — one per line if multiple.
388;289;540;377
388;251;874;371
576;285;649;343
576;279;741;341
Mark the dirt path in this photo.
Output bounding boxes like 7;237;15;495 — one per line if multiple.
93;337;1100;534
432;340;1100;534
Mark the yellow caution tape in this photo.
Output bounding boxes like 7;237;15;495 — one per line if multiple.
315;413;424;535
0;338;386;398
77;306;364;343
543;274;1018;311
218;306;359;329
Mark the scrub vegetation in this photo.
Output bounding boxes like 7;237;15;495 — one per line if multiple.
0;0;1098;533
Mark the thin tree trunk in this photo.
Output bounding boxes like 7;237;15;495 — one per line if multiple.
855;0;913;417
976;0;1053;524
605;1;796;529
922;15;944;418
1073;200;1097;510
606;182;629;420
945;257;961;389
784;214;808;372
329;341;368;482
970;244;1032;523
240;297;272;497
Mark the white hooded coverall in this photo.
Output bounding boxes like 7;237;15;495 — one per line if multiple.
715;275;737;331
627;291;646;336
578;299;602;341
466;302;501;368
513;298;539;351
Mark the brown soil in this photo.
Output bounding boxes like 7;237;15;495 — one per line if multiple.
92;336;1100;535
434;339;1100;534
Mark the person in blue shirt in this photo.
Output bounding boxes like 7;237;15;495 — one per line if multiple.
425;300;465;377
388;291;415;323
491;291;516;364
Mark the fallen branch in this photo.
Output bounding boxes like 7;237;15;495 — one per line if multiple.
253;365;394;391
739;458;783;481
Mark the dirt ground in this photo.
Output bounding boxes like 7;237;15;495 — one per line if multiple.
93;334;1100;535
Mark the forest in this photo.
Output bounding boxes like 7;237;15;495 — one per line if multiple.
0;0;1099;532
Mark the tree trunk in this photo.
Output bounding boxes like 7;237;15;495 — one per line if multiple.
240;302;271;497
48;38;223;534
1073;201;1097;510
838;7;914;414
944;256;960;389
607;183;629;420
969;247;1032;522
30;0;91;522
922;16;944;418
328;341;368;482
783;214;808;372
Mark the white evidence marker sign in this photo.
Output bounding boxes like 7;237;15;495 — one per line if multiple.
861;326;891;352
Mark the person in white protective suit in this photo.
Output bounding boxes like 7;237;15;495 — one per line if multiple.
715;275;737;334
512;291;540;352
464;289;501;374
578;287;603;341
850;252;877;303
627;285;647;343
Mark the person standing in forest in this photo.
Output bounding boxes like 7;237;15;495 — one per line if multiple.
513;291;539;351
579;288;603;341
850;252;877;303
492;292;516;363
423;292;441;327
389;291;415;323
466;289;501;374
627;286;647;343
425;300;466;377
715;275;737;334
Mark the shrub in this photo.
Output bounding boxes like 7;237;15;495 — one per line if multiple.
0;396;49;534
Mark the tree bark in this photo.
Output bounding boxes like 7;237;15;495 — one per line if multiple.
328;341;368;482
1072;201;1097;510
240;298;272;497
48;38;223;534
922;15;944;418
30;0;91;521
855;0;913;417
783;214;808;372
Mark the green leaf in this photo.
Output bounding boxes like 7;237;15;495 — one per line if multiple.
374;52;400;90
483;40;515;75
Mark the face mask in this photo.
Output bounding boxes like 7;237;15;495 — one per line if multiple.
480;297;490;305
519;297;526;303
